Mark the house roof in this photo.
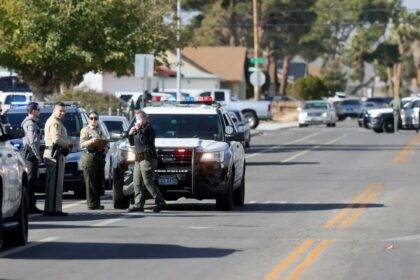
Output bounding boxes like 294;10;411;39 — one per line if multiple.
181;47;247;82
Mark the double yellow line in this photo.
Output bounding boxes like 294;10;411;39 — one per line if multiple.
394;134;420;164
263;183;384;280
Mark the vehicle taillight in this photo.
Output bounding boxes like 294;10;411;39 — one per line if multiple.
152;96;161;102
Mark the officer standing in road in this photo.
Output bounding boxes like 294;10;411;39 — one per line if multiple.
128;110;166;212
391;94;402;133
80;111;108;210
21;102;43;214
43;102;72;216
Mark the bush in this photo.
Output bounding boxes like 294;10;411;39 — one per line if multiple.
290;76;329;100
50;89;124;115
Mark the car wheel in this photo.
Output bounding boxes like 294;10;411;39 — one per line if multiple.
233;170;245;207
383;120;394;133
331;123;336;127
243;111;259;129
112;167;130;209
373;127;383;133
216;172;234;211
3;186;28;247
73;184;86;199
298;124;306;128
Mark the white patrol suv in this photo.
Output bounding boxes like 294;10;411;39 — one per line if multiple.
109;102;246;210
0;121;29;248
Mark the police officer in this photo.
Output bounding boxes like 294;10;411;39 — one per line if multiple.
391;94;402;133
21;102;43;214
80;111;107;210
43;102;72;216
128;110;166;212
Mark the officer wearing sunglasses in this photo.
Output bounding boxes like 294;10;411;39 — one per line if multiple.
80;111;108;210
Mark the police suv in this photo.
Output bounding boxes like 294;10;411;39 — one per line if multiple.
109;102;246;210
0;120;29;248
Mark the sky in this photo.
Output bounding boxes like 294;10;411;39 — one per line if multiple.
403;0;420;10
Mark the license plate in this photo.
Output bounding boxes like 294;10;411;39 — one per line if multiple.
158;177;178;185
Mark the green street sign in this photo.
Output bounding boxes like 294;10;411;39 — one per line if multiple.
250;57;267;64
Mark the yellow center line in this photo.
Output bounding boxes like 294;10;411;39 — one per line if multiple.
323;183;383;229
263;239;315;280
393;134;420;164
285;239;334;280
339;189;381;229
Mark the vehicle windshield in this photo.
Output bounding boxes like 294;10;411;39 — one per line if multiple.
119;95;133;102
341;100;361;106
304;102;328;110
103;120;125;133
6;111;83;137
147;114;223;141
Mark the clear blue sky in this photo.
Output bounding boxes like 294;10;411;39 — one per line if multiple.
403;0;420;10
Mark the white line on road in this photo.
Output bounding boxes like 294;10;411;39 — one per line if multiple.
246;132;319;159
0;237;59;258
63;200;86;210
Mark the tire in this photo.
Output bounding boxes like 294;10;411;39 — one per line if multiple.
3;186;28;247
112;167;130;209
245;141;250;148
73;185;86;199
216;173;234;211
383;120;394;133
233;171;245;207
373;127;383;133
331;123;336;127
298;124;306;128
243;111;259;129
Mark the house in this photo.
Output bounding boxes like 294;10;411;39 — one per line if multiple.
180;47;248;99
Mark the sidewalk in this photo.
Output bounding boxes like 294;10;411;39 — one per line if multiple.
251;121;298;136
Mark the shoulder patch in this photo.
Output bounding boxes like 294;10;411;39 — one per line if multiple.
53;123;59;129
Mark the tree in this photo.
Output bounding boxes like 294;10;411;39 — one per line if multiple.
0;0;179;99
322;61;347;95
290;76;329;100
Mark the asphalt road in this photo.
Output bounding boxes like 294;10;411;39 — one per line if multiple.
1;120;419;280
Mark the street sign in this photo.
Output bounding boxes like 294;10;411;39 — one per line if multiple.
250;70;266;87
250;57;267;64
135;54;154;78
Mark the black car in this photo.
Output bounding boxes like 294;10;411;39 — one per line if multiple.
5;103;89;198
370;111;399;133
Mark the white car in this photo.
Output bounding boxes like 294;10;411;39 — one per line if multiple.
298;100;337;127
0;122;29;248
99;115;130;189
400;99;420;129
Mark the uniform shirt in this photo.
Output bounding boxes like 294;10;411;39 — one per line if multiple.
129;122;157;159
21;116;41;160
44;115;68;149
80;125;107;151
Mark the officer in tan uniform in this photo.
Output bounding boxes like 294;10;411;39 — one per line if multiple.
43;102;72;216
80;111;108;210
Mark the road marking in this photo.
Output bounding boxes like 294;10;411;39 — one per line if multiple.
324;183;383;229
281;134;347;164
0;237;59;258
393;134;420;164
263;239;315;280
285;239;334;280
246;133;319;159
91;212;144;227
339;190;381;229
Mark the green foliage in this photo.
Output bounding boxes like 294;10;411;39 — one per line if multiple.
322;62;347;94
0;0;178;98
290;76;329;100
50;90;124;115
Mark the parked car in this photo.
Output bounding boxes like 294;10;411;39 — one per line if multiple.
401;99;420;130
181;89;272;129
99;115;130;189
358;101;386;128
370;108;396;133
0;121;29;248
298;100;337;127
336;99;362;120
228;110;251;148
109;102;246;210
5;103;91;198
0;76;33;112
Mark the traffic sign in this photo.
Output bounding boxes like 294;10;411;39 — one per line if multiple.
250;57;267;64
250;70;266;87
135;54;154;78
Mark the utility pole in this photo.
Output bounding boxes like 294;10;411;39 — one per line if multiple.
176;0;182;101
252;0;260;100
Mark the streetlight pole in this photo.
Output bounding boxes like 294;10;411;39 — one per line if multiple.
253;0;260;100
176;0;182;101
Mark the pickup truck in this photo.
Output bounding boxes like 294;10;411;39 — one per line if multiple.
170;89;272;129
